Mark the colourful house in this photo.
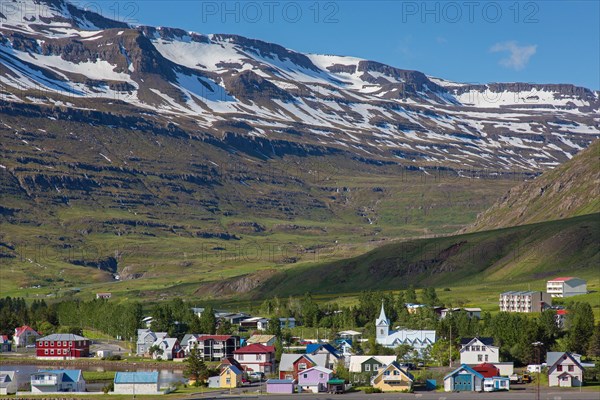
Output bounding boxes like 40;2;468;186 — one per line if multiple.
220;365;242;389
266;379;296;394
371;361;414;392
297;366;333;393
548;352;584;387
444;364;484;392
0;335;11;352
14;325;40;347
472;362;500;378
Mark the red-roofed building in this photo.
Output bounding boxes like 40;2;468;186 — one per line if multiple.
234;343;276;373
188;335;240;362
547;277;587;298
14;325;40;347
473;363;500;378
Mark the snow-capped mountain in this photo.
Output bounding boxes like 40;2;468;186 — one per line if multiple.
2;0;599;171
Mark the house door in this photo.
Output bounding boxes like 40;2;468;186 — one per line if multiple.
454;375;472;391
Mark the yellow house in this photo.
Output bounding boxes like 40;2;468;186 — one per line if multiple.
372;362;414;392
220;365;242;388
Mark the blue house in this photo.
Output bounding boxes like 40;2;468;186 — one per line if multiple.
444;364;484;392
306;343;341;358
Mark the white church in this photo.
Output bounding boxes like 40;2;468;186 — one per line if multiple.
376;302;436;352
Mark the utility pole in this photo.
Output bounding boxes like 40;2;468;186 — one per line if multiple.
532;342;543;400
448;320;452;367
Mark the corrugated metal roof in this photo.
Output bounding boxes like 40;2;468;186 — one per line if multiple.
37;333;87;341
114;372;158;384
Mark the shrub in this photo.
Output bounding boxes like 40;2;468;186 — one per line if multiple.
363;387;382;394
102;382;114;394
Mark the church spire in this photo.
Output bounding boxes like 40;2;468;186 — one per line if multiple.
376;300;389;326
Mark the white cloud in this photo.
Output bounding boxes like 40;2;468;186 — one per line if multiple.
490;41;537;70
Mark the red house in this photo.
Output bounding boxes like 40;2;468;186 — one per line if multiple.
36;333;90;359
279;354;318;380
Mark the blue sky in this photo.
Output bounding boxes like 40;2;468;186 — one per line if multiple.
100;1;599;89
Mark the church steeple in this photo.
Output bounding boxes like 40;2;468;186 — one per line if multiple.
376;301;390;342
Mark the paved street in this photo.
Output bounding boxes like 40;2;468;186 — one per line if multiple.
182;388;599;400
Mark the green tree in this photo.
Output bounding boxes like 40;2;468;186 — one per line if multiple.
274;339;284;362
587;323;600;357
565;302;595;355
421;287;440;306
394;344;413;361
184;345;209;386
199;307;217;334
405;286;417;303
267;317;282;338
216;319;233;335
430;339;459;366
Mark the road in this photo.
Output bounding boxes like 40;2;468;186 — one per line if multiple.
182;388;599;400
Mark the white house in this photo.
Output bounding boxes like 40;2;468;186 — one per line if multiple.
547;352;584;387
460;337;499;364
31;370;85;393
546;277;587;298
113;372;161;395
233;343;276;373
13;325;40;347
0;371;17;395
376;303;436;352
150;337;183;360
136;329;167;356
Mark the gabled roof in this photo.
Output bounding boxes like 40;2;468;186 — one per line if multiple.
302;366;333;375
444;364;484;380
548;352;584;371
460;337;495;346
115;372;158;384
0;335;10;342
15;325;38;337
348;355;397;372
219;356;244;371
0;372;15;383
221;365;242;376
306;343;340;358
374;361;414;382
234;343;275;354
279;353;314;372
548;277;576;282
472;363;500;378
40;369;82;383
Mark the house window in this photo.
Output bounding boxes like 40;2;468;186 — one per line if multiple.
257;354;262;360
365;365;370;372
50;341;54;346
481;346;486;351
63;341;67;346
485;355;488;362
298;363;307;370
239;354;244;361
557;365;563;372
478;355;483;362
226;378;231;384
319;373;324;378
568;365;574;372
374;365;379;371
303;374;308;379
50;349;54;355
44;349;48;355
380;329;384;335
393;370;400;375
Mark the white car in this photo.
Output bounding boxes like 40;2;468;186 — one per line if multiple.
526;364;542;373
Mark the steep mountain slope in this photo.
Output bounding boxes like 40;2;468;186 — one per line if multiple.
1;1;599;172
251;213;600;298
465;140;600;232
1;0;599;300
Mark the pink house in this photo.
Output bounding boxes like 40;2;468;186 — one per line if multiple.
297;366;333;393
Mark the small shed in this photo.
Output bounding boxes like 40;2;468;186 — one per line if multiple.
266;379;296;394
113;372;160;395
207;376;220;388
327;378;345;394
96;349;112;358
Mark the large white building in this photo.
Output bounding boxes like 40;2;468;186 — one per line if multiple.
546;277;587;298
459;337;499;364
375;303;436;352
499;291;551;313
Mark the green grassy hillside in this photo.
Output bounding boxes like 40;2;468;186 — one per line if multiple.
465;139;600;232
253;213;600;298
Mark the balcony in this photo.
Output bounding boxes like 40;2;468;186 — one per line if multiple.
31;377;58;386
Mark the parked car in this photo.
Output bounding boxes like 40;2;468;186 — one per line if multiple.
527;364;542;373
249;372;265;381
